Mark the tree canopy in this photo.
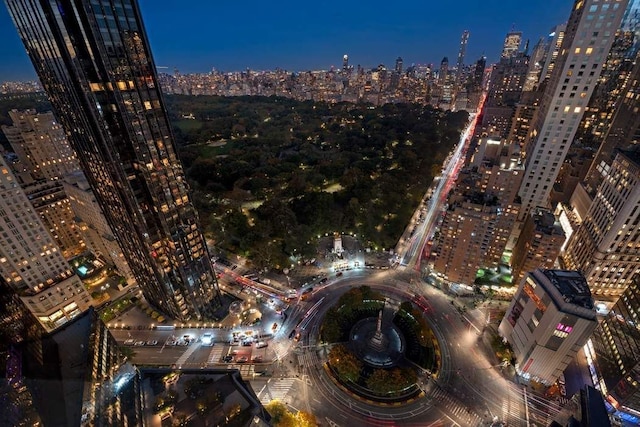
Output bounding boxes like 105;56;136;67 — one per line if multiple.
167;95;468;267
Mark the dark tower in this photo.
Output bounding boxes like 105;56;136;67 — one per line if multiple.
395;56;403;75
455;30;469;86
5;0;221;321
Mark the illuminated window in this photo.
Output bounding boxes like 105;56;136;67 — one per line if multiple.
574;107;581;113
574;48;581;54
585;47;593;55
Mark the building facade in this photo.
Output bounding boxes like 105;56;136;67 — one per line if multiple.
499;269;597;385
434;139;522;284
63;171;135;284
5;0;221;320
518;0;628;221
0;157;91;332
562;150;640;300
586;274;640;414
511;207;565;285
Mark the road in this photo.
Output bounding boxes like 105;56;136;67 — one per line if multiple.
396;93;485;271
108;96;565;425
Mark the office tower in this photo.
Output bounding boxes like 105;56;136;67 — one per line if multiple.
23;178;84;258
562;149;640;300
523;37;548;91
505;91;542;153
511;207;565;284
581;49;640;197
395;56;403;75
586;274;640;414
343;54;349;72
23;308;142;426
1;109;79;181
499;269;597;385
5;0;221;320
517;0;628;222
482;51;530;138
63;171;135;284
455;30;470;86
2;110;84;257
538;25;567;87
0;156;91;332
438;57;449;86
501;30;522;59
472;56;487;90
433;139;522;284
551;24;639;207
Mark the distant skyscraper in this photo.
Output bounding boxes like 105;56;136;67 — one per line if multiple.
538;25;566;87
456;30;470;86
0;156;91;332
518;0;628;222
501;30;522;59
343;54;349;72
395;56;403;75
562;149;640;300
438;56;449;86
482;51;530;138
5;0;221;320
499;269;597;385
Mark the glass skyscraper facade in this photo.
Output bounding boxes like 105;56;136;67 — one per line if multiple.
5;0;221;320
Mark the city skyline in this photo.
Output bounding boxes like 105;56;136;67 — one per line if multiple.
0;0;574;81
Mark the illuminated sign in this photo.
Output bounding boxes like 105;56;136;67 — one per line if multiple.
524;280;546;312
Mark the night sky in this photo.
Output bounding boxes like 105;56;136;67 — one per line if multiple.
0;0;575;81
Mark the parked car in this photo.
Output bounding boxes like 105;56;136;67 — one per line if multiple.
236;356;248;363
146;340;158;346
124;339;135;346
222;355;233;363
256;341;268;349
134;341;145;346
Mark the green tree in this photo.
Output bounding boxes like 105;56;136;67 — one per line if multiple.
328;344;362;383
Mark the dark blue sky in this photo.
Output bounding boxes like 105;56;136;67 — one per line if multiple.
0;0;575;81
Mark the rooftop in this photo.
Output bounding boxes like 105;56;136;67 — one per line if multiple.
540;269;595;315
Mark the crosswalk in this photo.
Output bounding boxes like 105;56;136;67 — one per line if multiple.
207;346;224;364
429;386;482;426
502;394;523;426
258;378;297;405
271;341;289;361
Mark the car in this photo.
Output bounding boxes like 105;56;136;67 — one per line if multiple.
288;330;297;339
134;341;145;346
236;356;248;363
319;278;328;284
146;340;158;346
166;340;177;346
201;332;214;346
252;355;263;363
241;340;252;347
294;332;301;342
124;339;135;346
222;355;233;363
336;271;343;277
229;340;239;346
256;341;268;349
271;322;278;331
179;340;189;346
